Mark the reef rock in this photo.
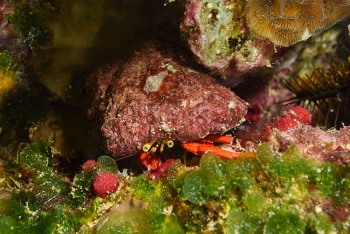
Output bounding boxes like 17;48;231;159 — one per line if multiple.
86;40;248;157
181;0;275;85
265;107;350;164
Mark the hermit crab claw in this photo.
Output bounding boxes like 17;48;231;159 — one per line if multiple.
181;134;256;159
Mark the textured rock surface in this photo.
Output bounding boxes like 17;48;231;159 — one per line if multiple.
86;40;248;157
181;0;275;85
265;107;350;164
268;124;350;164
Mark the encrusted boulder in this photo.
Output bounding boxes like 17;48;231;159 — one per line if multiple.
86;40;248;157
180;0;275;85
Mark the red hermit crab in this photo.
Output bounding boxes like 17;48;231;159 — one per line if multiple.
86;40;253;175
138;134;256;175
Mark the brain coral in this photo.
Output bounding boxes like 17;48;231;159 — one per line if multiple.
246;0;350;46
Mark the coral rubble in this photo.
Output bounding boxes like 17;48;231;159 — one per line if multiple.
86;40;248;157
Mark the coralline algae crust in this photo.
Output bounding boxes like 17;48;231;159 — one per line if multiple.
86;40;248;157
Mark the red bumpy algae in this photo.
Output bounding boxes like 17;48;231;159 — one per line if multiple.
81;160;97;171
92;172;119;198
265;106;312;132
86;40;248;157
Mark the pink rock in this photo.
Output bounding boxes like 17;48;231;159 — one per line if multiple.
180;0;275;85
266;107;350;163
86;40;248;157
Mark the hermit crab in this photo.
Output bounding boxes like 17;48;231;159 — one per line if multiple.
138;134;256;173
86;40;251;168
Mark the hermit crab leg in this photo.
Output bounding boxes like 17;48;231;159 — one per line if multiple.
200;134;234;144
139;151;162;171
181;142;255;159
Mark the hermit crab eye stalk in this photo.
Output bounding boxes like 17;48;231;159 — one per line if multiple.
142;141;156;152
142;140;175;154
165;140;174;148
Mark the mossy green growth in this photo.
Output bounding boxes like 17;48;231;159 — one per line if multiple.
183;152;231;205
97;155;119;174
6;4;53;49
71;155;119;204
121;143;349;233
0;198;29;234
2;141;350;233
197;0;246;63
98;175;184;233
257;143;350;203
14;141;70;210
130;175;173;204
96;207;184;234
0;197;97;233
0;50;14;70
3;141;101;233
226;208;262;233
264;208;306;234
17;140;51;173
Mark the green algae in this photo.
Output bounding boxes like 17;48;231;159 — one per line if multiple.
99;176;185;234
0;141;102;233
183;152;230;205
264;209;306;234
0;50;14;70
17;140;51;173
14;141;70;211
6;4;54;49
2;140;350;233
96;207;184;234
195;0;247;64
121;143;348;233
71;155;119;205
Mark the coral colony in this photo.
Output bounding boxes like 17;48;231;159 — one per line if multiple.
1;0;350;233
246;0;350;46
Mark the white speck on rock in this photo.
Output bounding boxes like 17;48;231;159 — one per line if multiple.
228;100;235;109
143;71;168;93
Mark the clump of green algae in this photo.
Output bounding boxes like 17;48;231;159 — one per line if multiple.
0;141;121;233
1;139;350;233
6;1;55;50
94;143;350;233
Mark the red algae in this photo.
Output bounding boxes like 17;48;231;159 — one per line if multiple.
81;160;97;171
92;172;119;198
